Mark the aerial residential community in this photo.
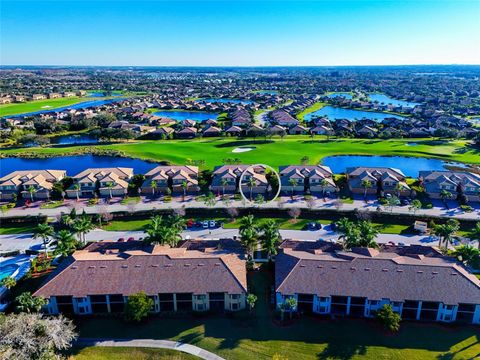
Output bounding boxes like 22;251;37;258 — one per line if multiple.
1;1;479;360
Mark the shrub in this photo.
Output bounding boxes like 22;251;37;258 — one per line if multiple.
124;291;154;322
460;205;473;212
376;304;401;332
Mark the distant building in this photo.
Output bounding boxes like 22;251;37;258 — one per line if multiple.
420;171;480;202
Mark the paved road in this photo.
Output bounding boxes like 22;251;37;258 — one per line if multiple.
76;338;225;360
2;196;479;221
0;226;439;254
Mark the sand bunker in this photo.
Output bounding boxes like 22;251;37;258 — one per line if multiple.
232;147;256;153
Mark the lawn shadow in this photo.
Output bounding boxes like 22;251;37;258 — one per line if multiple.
317;343;367;360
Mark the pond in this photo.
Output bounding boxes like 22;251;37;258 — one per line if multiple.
0;155;159;177
368;93;419;108
255;90;279;95
153;110;219;122
50;134;99;145
304;106;404;122
10;98;127;118
87;92;124;97
196;98;253;104
326;92;353;99
320;155;466;177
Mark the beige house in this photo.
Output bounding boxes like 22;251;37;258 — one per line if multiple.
0;170;66;201
280;165;337;195
210;165;268;195
32;94;47;100
141;166;199;195
419;171;480;202
346;167;411;197
66;168;133;198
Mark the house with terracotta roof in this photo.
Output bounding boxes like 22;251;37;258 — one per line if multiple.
0;170;66;201
65;168;133;198
346;167;412;197
275;240;480;324
279;165;337;195
34;240;247;315
419;171;480;202
141;166;199;195
210;165;268;195
175;126;198;139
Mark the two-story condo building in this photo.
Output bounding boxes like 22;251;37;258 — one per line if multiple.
346;167;412;197
34;240;247;315
141;166;200;195
65;167;133;198
275;240;480;324
0;170;66;201
210;165;268;195
279;165;337;196
419;171;480;202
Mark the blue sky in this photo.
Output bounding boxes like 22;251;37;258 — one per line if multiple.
1;0;479;66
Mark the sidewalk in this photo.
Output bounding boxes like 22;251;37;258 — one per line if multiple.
76;338;225;360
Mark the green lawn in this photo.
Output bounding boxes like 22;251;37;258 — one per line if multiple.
0;97;92;117
0;223;36;234
75;269;480;360
40;200;65;209
2;137;478;169
296;102;327;121
68;347;199;360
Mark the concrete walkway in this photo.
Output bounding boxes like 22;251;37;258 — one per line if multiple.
76;338;225;360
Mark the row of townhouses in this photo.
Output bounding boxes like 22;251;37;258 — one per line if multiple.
34;239;480;325
1;166;479;202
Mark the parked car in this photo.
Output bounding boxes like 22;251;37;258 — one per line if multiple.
202;220;209;228
307;222;322;230
209;220;216;228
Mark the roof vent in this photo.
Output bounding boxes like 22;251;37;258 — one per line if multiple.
198;263;205;266
396;269;403;273
432;271;438;275
151;264;159;268
300;264;306;268
100;266;107;269
134;265;141;268
417;270;423;274
215;263;221;266
88;266;95;269
317;265;323;269
350;267;356;271
364;268;371;271
451;273;457;276
165;264;173;267
121;265;128;268
382;269;389;272
331;266;337;269
71;266;78;270
184;263;191;267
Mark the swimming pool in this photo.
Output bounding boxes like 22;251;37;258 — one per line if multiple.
0;264;18;281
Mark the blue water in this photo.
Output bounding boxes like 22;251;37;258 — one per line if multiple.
0;264;18;281
87;92;123;97
369;93;419;108
321;155;463;177
197;98;253;104
50;135;99;145
327;92;353;99
304;106;404;122
9;98;127;118
255;90;279;95
153;110;218;121
0;155;158;177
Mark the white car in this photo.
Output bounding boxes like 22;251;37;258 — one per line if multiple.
209;220;216;228
202;220;209;228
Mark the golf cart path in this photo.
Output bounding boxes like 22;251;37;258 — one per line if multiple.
76;338;225;360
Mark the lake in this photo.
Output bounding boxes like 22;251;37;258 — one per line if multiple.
304;106;404;122
369;93;419;108
197;98;253;104
153;110;219;121
50;134;99;145
10;98;127;118
0;155;159;177
255;90;279;95
327;92;353;99
321;155;465;177
87;92;124;97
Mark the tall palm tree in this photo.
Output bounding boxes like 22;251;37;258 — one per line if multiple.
319;178;329;199
453;245;480;267
357;221;379;248
72;215;94;245
260;219;281;260
73;184;80;201
471;222;480;250
239;215;256;236
288;178;298;199
246;177;256;201
409;199;422;215
204;191;216;207
54;229;77;257
33;223;54;255
221;178;229;196
240;227;258;259
151;180;157;197
27;185;36;202
181;180;188;201
394;183;403;198
440;189;452;208
144;215;185;247
434;219;459;249
361;180;372;199
106;182;114;199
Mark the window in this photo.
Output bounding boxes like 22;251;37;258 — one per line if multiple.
318;297;329;303
230;294;240;300
369;300;379;306
231;303;239;310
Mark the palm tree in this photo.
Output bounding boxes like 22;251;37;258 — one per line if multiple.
221;178;229;196
357;221;379;248
72;215;94;245
361;180;372;199
387;195;400;212
150;180;157;197
440;189;452;208
394;183;403;198
239;215;256;235
246;177;256;201
105;182;114;199
33;223;54;255
27;185;36;202
204;191;216;207
409;199;422;215
453;245;480;267
434;219;459;249
288;178;298;199
181;180;188;201
15;292;47;313
240;227;258;259
73;184;80;201
319;178;329;200
260;219;281;260
470;222;480;250
144;215;185;247
54;229;77;257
